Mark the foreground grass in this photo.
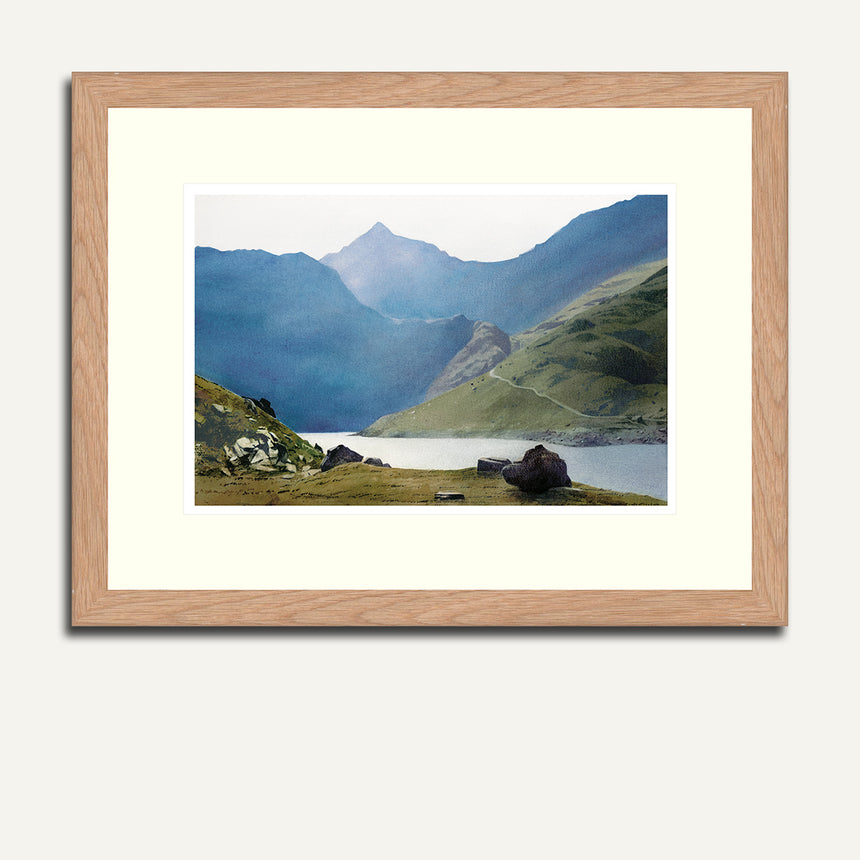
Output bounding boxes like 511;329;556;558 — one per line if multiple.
195;462;665;506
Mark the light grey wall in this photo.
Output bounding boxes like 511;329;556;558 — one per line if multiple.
3;2;854;857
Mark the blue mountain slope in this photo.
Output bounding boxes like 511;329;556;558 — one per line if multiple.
321;195;668;333
195;247;474;430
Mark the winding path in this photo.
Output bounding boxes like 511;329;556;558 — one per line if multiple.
488;367;597;418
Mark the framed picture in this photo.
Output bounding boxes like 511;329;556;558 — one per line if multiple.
72;72;787;625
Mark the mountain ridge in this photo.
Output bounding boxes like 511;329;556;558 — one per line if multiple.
195;246;475;430
320;195;667;332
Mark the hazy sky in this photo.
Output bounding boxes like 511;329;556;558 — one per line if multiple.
193;188;635;262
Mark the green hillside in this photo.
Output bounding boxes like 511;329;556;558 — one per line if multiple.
362;267;668;444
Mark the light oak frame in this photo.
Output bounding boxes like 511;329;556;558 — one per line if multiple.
72;72;787;626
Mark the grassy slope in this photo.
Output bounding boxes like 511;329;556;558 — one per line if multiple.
362;267;668;441
511;259;667;351
195;462;665;506
501;267;668;419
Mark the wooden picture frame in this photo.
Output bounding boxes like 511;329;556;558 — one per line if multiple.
71;72;787;626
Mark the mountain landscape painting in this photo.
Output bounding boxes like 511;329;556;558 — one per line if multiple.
192;187;672;507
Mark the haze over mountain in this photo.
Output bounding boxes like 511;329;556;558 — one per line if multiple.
196;195;669;436
195;247;474;430
321;195;667;332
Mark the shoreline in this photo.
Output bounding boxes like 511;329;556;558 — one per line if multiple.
353;426;668;448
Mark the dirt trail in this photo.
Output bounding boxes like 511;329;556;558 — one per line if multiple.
488;368;596;418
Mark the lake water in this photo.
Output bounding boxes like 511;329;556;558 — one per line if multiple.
299;433;668;501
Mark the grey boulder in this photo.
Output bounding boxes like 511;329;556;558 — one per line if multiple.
363;456;391;468
477;457;512;474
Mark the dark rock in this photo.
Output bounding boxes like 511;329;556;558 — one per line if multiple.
258;398;276;418
435;492;465;501
477;457;512;474
502;445;572;493
242;396;276;418
363;457;385;467
321;444;364;472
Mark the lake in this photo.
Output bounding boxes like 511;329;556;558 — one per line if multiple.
299;433;668;501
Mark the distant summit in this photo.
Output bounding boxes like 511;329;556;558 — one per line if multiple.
321;222;457;317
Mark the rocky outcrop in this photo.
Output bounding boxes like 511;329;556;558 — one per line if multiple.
321;444;364;472
224;427;290;471
425;321;512;400
195;376;325;478
502;445;572;493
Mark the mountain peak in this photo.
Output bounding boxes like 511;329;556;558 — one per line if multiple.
368;221;392;235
